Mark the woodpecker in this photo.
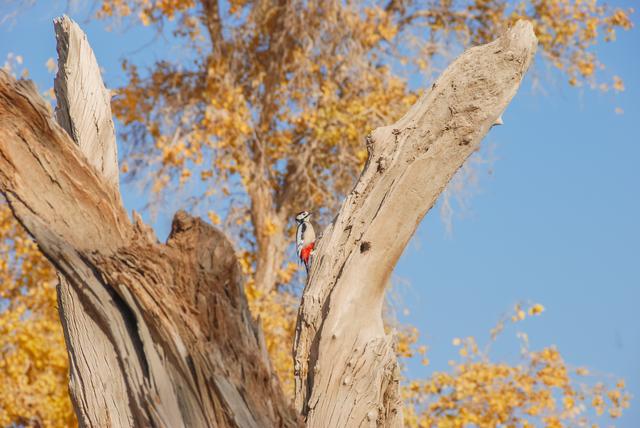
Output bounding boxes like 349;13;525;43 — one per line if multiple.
295;211;316;273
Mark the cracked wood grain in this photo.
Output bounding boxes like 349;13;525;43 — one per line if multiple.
0;16;298;428
294;20;538;427
0;14;536;428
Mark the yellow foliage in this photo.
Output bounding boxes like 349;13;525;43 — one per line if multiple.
529;303;545;315
1;1;635;425
613;75;625;92
0;202;632;427
401;303;631;428
245;285;298;397
207;210;221;225
102;0;632;298
0;204;76;427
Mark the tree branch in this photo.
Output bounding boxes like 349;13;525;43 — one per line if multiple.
294;20;538;426
201;0;225;55
54;15;119;191
0;73;129;256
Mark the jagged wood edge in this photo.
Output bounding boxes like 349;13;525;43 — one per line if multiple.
0;16;299;428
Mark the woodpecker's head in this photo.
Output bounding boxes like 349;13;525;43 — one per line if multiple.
295;211;311;224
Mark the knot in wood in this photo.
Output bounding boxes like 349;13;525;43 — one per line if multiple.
365;133;374;147
459;137;472;146
366;410;378;421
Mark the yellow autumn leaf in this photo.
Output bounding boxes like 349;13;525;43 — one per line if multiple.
529;303;545;315
207;211;221;225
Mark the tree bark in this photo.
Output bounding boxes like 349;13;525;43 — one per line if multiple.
0;16;297;428
0;15;537;428
293;21;537;426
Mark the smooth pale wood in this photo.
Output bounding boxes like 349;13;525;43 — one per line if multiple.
0;16;298;428
294;21;538;426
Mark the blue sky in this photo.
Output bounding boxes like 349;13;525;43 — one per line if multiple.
1;1;638;426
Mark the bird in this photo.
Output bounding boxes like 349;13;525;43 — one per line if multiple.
295;211;316;274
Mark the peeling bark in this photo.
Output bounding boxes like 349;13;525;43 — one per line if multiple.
294;21;538;427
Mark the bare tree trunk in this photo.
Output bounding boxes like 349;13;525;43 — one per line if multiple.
293;21;537;426
0;15;536;428
0;16;298;428
249;180;288;293
253;225;287;293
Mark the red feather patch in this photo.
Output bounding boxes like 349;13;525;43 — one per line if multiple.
300;242;315;265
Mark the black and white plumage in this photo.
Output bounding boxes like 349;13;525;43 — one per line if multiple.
295;211;316;273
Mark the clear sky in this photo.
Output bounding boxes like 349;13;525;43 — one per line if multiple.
1;1;638;426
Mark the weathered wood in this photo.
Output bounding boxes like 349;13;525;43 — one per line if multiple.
52;16;131;425
0;16;298;428
0;14;537;428
54;15;119;190
294;21;538;426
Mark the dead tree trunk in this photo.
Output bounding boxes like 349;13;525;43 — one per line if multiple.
0;15;536;428
293;21;537;426
0;16;298;428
